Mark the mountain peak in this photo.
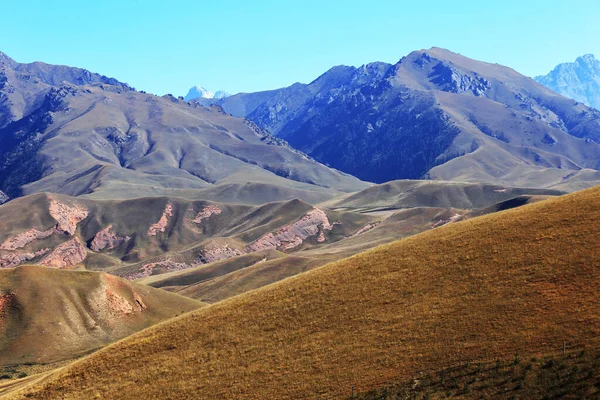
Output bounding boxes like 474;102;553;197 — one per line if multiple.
577;53;598;62
535;53;600;109
213;90;230;99
185;86;214;100
0;51;16;66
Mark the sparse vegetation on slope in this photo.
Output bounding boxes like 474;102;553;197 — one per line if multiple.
355;349;600;399
8;186;600;399
0;266;202;367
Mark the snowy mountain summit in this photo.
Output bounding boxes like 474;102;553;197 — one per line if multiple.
184;86;230;101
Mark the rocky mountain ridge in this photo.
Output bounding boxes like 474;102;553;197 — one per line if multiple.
535;53;600;110
206;48;600;190
0;51;367;202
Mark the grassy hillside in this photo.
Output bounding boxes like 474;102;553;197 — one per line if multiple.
0;193;378;277
0;266;202;367
140;207;468;303
356;349;600;399
9;185;600;399
323;179;563;212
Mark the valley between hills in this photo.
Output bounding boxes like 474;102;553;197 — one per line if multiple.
0;44;599;399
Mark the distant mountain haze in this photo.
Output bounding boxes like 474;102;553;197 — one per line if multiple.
535;54;600;110
205;48;600;190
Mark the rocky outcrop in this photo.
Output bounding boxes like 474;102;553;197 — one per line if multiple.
431;213;463;229
91;225;130;252
351;223;380;237
428;61;490;96
0;292;16;329
191;205;222;225
49;200;88;235
127;260;195;280
101;274;147;317
0;228;55;250
202;244;243;263
148;204;173;236
0;191;8;205
246;208;335;252
40;238;87;268
0;249;49;269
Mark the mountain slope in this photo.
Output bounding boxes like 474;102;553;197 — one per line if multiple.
535;54;600;110
0;265;202;367
12;185;600;399
0;52;367;202
210;48;600;189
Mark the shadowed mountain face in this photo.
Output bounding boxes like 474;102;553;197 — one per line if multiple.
535;54;600;110
208;48;600;190
0;52;367;202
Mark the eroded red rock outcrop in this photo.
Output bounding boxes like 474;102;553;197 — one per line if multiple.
191;205;222;225
351;222;380;237
202;244;243;263
0;293;16;329
246;208;335;252
49;200;89;235
0;249;50;269
101;274;147;317
91;225;130;252
127;260;194;280
40;238;87;269
148;203;173;236
0;228;56;250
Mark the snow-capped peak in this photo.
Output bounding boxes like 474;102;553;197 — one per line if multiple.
184;86;214;101
213;90;231;99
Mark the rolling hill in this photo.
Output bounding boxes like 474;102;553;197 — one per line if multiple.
208;48;600;190
0;51;366;203
9;184;600;399
0;265;202;368
0;182;561;302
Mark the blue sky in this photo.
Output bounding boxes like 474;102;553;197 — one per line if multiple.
1;0;598;96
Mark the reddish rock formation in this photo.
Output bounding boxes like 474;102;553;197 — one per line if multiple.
351;222;380;237
91;225;130;252
102;274;147;317
0;228;56;250
0;293;16;329
148;203;173;236
49;200;89;235
202;244;243;263
40;238;87;269
127;260;193;280
0;249;50;269
431;213;463;229
191;205;222;225
246;208;335;252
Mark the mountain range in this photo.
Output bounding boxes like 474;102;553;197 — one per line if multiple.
0;52;365;203
535;54;600;110
203;48;600;190
2;47;600;398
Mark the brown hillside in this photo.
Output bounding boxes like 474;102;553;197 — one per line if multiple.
9;186;600;399
0;266;202;367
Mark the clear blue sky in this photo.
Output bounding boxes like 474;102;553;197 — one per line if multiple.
1;0;598;96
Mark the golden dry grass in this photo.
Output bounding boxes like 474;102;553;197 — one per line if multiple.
8;186;600;399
